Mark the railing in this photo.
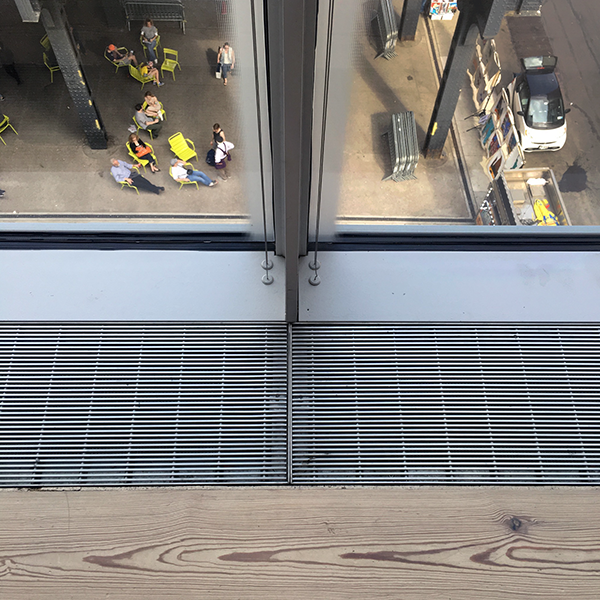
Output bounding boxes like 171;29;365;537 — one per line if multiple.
122;0;187;33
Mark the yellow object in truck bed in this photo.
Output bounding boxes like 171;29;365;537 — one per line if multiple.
534;198;559;226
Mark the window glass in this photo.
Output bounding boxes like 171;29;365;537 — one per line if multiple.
0;0;272;239
309;0;596;237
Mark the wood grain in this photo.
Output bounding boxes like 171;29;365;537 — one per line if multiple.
1;487;600;599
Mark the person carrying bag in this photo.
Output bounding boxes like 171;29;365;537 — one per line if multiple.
214;141;234;180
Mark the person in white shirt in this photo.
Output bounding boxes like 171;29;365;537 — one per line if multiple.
170;159;217;187
214;141;235;180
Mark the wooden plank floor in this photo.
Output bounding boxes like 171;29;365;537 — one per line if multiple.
1;486;600;599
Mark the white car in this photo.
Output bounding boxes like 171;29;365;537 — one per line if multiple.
507;56;569;152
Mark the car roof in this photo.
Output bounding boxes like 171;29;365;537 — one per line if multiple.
525;71;560;98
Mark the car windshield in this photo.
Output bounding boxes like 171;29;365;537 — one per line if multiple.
526;94;565;129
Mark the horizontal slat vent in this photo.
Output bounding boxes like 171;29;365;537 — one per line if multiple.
291;324;600;484
0;323;288;486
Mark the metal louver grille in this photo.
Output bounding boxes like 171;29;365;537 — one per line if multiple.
292;324;600;484
0;323;287;487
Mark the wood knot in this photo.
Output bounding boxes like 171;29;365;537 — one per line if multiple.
510;517;522;531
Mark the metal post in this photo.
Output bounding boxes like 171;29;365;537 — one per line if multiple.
399;0;422;42
40;1;107;149
423;7;478;159
266;0;316;322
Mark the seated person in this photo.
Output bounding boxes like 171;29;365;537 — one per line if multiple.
110;159;164;195
170;159;218;187
106;44;138;66
143;90;163;120
128;132;160;172
139;60;164;86
135;103;163;137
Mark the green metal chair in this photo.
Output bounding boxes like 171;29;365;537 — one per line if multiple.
0;114;18;145
168;132;198;163
104;46;130;73
140;34;161;59
170;163;199;190
161;48;181;81
43;52;60;84
40;34;51;51
128;63;154;90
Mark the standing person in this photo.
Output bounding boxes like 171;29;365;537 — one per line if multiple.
170;159;218;187
0;42;21;85
128;132;160;173
141;18;159;64
135;103;163;137
210;123;226;147
217;43;235;86
214;140;234;180
110;159;164;195
143;91;163;120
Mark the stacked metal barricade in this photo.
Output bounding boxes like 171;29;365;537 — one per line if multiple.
372;0;398;60
383;112;419;182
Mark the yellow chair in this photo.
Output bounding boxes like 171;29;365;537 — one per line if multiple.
0;114;18;145
119;166;140;195
43;52;60;84
142;99;166;121
140;34;161;59
168;132;197;163
133;115;154;140
40;34;51;51
104;46;129;73
161;48;181;81
128;63;154;90
170;162;199;190
126;142;157;173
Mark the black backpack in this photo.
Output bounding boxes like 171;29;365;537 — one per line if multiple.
206;148;216;167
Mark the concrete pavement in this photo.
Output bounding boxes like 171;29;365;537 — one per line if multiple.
0;0;248;221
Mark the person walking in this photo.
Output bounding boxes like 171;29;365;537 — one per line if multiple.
0;42;21;85
217;43;235;86
110;159;164;195
214;140;234;180
141;19;159;64
170;159;218;187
